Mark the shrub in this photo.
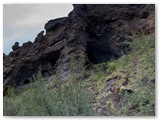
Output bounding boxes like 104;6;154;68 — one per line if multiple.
3;53;96;116
116;81;155;116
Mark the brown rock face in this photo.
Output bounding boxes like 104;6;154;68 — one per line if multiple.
3;4;155;93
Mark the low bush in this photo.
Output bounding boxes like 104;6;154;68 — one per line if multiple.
3;73;95;116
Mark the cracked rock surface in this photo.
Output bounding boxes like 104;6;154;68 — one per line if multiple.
3;4;155;93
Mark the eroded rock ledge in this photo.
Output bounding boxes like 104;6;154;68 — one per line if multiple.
3;4;155;93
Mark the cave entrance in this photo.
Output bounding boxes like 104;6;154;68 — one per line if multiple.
86;21;116;64
15;50;60;87
87;42;114;64
15;62;39;87
40;50;60;77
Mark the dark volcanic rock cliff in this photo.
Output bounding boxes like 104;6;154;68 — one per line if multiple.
3;4;155;93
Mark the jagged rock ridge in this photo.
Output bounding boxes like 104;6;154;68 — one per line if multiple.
3;4;155;93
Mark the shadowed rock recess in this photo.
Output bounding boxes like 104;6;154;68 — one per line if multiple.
3;4;155;93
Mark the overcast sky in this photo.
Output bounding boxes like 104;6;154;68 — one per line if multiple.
3;4;73;55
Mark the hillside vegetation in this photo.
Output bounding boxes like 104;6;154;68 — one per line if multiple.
3;34;155;116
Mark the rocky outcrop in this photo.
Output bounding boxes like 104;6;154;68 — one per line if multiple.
45;17;68;32
12;42;19;51
3;4;155;94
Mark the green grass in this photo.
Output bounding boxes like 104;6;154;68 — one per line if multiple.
3;73;95;116
116;81;155;116
3;34;155;116
3;54;96;116
94;34;155;116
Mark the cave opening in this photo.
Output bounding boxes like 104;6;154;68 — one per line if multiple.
86;20;114;64
40;50;60;77
86;42;114;64
15;50;60;87
86;28;116;64
15;62;39;87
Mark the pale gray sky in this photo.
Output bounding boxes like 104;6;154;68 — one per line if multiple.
3;4;73;54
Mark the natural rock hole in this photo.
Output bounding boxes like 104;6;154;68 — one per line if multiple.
40;50;60;77
15;50;60;87
87;43;114;64
86;25;117;64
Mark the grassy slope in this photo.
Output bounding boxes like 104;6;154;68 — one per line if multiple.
93;34;155;115
3;34;155;116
